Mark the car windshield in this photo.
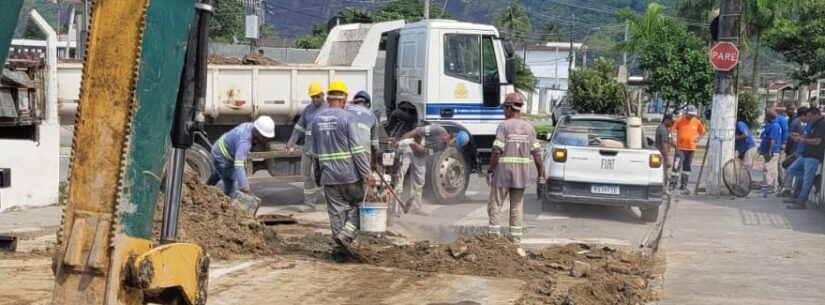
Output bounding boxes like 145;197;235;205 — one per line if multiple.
553;119;627;147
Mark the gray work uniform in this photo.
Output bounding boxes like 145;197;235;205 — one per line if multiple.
394;124;449;213
345;103;380;155
311;107;371;237
488;119;540;236
287;102;328;205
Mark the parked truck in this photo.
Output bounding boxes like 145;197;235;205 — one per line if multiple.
57;19;517;203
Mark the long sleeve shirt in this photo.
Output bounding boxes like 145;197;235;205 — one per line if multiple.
311;108;371;185
211;122;254;190
287;102;328;154
344;103;380;154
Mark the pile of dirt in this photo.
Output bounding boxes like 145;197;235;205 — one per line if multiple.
351;235;656;305
154;171;270;260
207;53;281;65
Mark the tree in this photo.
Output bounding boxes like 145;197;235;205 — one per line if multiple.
494;3;531;44
737;90;761;127
259;24;277;40
23;18;46;40
619;4;715;109
765;0;825;91
742;0;783;93
676;0;717;38
514;55;537;92
210;0;244;43
294;23;328;49
569;58;625;115
540;22;561;42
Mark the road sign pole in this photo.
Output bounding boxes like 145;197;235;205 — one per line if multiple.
706;0;742;196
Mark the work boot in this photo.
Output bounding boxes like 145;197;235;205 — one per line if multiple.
786;204;807;210
296;203;316;213
782;198;797;204
680;173;690;190
508;226;523;245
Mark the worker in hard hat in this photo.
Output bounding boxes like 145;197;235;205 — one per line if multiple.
207;116;275;210
286;82;328;212
345;90;380;167
311;80;375;252
485;93;543;243
393;124;470;216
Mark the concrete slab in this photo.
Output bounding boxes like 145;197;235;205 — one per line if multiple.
659;195;825;305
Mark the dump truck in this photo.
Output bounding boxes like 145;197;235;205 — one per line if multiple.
58;19;517;203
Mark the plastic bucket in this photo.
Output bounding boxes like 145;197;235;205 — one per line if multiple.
360;202;388;233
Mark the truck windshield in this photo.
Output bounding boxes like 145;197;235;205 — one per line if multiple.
444;34;481;83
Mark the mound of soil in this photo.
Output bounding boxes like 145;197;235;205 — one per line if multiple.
208;53;281;65
154;171;270;260
352;235;656;305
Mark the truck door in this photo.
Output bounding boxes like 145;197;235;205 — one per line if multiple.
396;29;426;117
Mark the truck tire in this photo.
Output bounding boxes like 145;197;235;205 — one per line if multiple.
641;206;660;222
428;147;470;204
185;143;212;182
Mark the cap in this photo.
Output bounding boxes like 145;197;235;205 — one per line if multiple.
685;105;698;115
352;90;371;105
454;130;470;149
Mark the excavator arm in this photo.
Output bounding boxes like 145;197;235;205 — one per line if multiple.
53;0;212;304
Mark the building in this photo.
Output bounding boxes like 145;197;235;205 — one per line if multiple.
518;42;582;116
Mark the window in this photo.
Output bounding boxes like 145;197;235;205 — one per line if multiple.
482;36;499;85
444;34;481;83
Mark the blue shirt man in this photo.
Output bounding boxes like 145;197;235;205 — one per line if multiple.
776;114;790;145
760;120;782;156
735;121;755;156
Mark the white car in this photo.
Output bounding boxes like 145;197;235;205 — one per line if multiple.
542;115;665;222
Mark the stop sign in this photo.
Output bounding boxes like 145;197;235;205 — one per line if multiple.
710;42;740;71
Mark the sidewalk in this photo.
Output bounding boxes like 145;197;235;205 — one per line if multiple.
659;195;825;305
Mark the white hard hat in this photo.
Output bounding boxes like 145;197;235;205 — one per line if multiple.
254;116;275;138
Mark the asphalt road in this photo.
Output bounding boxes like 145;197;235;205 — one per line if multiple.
255;173;663;251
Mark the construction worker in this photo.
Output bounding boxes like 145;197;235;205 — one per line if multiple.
394;124;470;216
345;90;380;166
311;80;374;250
286;82;327;212
207;116;275;208
669;105;705;193
486;93;543;242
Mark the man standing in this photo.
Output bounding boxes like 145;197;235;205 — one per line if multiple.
394;124;470;215
286;82;327;212
655;114;674;186
774;109;790;187
669;105;706;192
345;90;380;166
759;110;783;194
735;116;757;169
486;93;543;242
311;80;373;250
785;107;825;209
207;116;275;208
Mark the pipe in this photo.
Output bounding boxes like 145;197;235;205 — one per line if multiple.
29;10;58;125
160;148;186;244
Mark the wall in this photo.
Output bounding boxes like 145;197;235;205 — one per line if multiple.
0;122;60;211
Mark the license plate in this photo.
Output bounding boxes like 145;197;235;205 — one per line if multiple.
382;152;395;166
591;185;620;195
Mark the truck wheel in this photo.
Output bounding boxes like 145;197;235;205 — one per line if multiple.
428;147;470;204
185;143;212;182
641;206;660;222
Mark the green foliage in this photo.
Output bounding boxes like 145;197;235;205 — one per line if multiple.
210;0;244;43
540;22;562;42
259;23;277;40
494;3;531;42
737;90;762;127
764;0;825;84
569;58;626;115
514;55;537;92
22;17;45;40
619;3;714;109
294;24;328;49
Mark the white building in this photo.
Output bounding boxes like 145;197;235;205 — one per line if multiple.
518;42;582;115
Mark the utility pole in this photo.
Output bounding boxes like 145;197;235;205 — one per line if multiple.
705;0;741;196
424;0;429;20
568;15;575;75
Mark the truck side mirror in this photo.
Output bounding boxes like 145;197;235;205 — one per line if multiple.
503;39;516;85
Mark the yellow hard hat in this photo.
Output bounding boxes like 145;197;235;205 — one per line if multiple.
327;80;348;96
307;82;324;96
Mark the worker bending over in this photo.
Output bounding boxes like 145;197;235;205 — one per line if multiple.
286;82;328;212
311;81;374;250
486;93;543;242
207;116;275;209
345;90;380;166
394;124;470;215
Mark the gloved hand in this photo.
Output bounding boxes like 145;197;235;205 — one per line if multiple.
537;176;546;199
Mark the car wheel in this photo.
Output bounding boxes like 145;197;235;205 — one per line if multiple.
427;147;470;204
641;206;660;222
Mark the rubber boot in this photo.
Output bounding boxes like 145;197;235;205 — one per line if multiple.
669;173;679;191
680;172;690;191
509;226;523;244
